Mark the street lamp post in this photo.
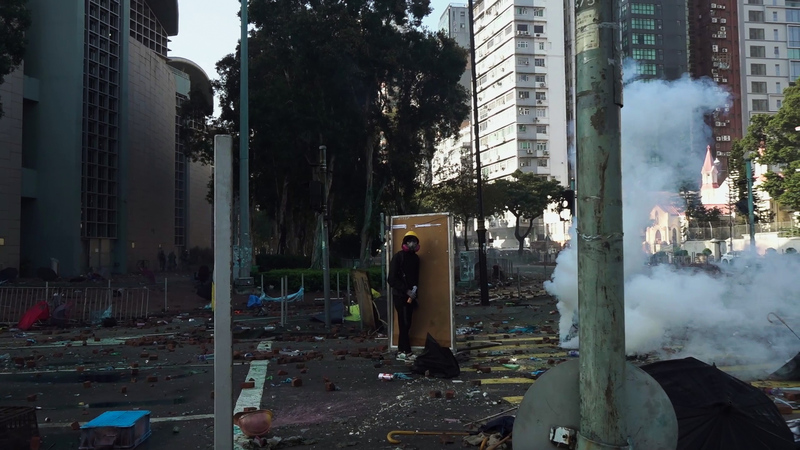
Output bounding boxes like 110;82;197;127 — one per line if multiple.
239;0;252;281
744;151;757;251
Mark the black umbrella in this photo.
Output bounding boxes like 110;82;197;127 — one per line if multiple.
641;357;794;450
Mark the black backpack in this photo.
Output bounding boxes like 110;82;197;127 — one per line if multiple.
411;333;460;378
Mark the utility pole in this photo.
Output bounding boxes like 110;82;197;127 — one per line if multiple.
574;0;628;446
467;0;490;306
212;135;234;449
239;0;252;280
320;146;332;328
745;151;757;251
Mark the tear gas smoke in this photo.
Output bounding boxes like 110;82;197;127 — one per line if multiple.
545;62;800;378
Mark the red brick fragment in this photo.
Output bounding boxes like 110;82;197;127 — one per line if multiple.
291;378;302;387
241;381;255;389
445;390;455;399
430;390;442;398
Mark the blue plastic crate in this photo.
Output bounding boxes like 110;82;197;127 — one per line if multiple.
79;410;151;449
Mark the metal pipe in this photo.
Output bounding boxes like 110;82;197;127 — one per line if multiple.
321;145;331;328
239;0;252;280
212;134;234;449
745;154;756;250
574;0;628;445
380;212;386;295
466;0;490;306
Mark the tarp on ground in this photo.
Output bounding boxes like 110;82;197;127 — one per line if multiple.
411;333;460;379
641;357;795;450
769;352;800;381
248;288;305;308
310;301;344;324
17;301;50;331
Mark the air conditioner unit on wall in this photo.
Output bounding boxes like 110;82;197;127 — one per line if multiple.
721;18;727;23
722;48;728;52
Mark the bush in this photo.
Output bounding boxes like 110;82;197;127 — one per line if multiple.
674;249;689;256
256;266;384;292
701;248;713;256
255;254;312;271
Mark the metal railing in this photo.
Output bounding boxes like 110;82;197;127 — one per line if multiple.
0;284;152;325
685;221;799;241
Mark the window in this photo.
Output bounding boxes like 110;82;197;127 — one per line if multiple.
777;99;783;108
749;11;764;22
791;61;800;79
518;40;529;48
516;7;528;14
519;141;532;150
748;0;763;3
632;48;656;60
790;26;800;47
632;33;656;45
774;11;779;21
775;46;781;56
533;25;544;34
788;9;800;23
630;3;655;14
631;18;655;29
537;159;548;167
536;125;547;134
518;125;527;132
752;99;769;111
517;24;529;34
534;75;546;83
775;28;780;40
533;8;544;17
776;81;782;92
776;63;782;75
517;57;530;65
791;48;800;58
505;24;513;35
535;92;547;100
534;58;545;66
519;90;530;99
535;108;546;117
751;63;767;75
519;107;531;115
749;28;765;40
535;142;548;151
538;42;545;50
752;81;767;93
750;46;766;57
637;63;657;75
518;74;530;81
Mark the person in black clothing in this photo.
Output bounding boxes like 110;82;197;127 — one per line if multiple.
388;230;421;361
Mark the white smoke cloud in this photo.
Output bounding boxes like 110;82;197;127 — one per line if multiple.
544;61;800;377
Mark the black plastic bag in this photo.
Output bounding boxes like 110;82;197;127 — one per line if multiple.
411;333;460;378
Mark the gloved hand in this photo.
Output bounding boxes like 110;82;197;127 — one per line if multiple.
406;286;417;300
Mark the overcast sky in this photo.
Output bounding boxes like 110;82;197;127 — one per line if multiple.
168;0;453;113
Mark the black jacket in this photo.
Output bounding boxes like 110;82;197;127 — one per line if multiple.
387;250;420;297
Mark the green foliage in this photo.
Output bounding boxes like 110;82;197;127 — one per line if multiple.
255;253;311;271
678;184;723;223
490;170;565;252
209;0;469;258
258;266;383;292
701;248;712;256
0;0;31;118
674;249;689;256
731;85;800;212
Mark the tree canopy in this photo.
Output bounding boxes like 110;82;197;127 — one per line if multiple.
206;0;470;262
489;170;565;253
0;0;31;118
731;83;800;214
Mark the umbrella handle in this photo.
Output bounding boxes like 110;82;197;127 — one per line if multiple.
386;430;471;444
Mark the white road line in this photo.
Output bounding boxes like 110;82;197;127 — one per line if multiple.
38;413;215;428
233;341;271;415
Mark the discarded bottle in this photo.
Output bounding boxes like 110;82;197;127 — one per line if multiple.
378;373;394;381
196;354;215;361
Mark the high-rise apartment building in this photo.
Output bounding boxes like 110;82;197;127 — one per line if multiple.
0;0;213;276
688;0;743;177
738;0;800;132
619;0;689;79
473;0;569;185
439;4;473;98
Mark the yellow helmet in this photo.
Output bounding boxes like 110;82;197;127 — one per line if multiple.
403;231;419;240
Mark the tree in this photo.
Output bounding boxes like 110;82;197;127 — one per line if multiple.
490;170;565;254
730;114;773;221
210;0;469;264
0;0;31;118
678;183;722;223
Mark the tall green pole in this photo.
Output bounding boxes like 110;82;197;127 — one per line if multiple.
574;0;628;446
745;153;756;250
239;0;252;279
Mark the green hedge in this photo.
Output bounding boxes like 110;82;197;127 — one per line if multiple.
256;266;384;292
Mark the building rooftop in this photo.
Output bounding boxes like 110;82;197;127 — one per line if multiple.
148;0;179;36
167;57;214;113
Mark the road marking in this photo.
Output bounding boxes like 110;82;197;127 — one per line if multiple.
234;341;271;414
38;413;215;428
502;396;524;405
478;377;535;385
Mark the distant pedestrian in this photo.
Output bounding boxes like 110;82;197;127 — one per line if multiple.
168;251;177;271
388;231;421;361
157;248;166;272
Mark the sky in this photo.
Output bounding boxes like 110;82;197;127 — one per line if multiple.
168;0;452;112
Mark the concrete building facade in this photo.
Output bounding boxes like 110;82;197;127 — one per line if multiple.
0;0;213;277
619;0;689;79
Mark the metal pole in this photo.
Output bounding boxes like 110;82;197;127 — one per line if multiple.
337;272;340;300
239;0;252;280
745;154;756;251
346;272;351;306
321;145;332;328
517;268;521;299
466;0;490;306
574;0;628;445
163;278;167;312
212;135;234;449
380;212;386;295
